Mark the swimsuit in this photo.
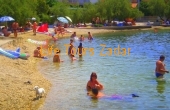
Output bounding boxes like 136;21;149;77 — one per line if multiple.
155;72;163;78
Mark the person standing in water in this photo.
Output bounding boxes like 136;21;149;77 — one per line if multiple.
53;49;63;62
79;35;84;41
70;32;76;39
88;32;93;40
155;55;169;79
77;43;83;57
86;72;104;91
68;39;76;60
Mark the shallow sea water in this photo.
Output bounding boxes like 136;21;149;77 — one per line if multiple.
38;30;170;110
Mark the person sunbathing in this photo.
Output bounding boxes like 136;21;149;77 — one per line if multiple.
2;27;10;37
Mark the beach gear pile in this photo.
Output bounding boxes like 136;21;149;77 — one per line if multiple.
0;47;29;59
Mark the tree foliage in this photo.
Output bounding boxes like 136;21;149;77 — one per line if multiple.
0;0;145;25
139;1;152;16
148;0;166;17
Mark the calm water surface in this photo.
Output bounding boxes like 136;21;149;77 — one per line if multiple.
38;30;170;110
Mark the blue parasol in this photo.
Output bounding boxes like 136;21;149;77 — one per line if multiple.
0;16;14;22
0;16;15;26
57;17;69;23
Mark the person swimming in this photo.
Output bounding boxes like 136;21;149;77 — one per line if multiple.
87;88;139;99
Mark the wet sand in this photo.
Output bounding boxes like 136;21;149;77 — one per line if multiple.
0;26;169;109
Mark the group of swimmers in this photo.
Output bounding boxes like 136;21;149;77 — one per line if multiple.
68;31;94;60
70;32;93;41
32;31;170;98
33;31;94;63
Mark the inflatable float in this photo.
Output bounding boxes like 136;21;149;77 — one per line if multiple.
19;53;30;60
0;47;30;59
5;47;20;58
27;39;47;45
0;48;19;59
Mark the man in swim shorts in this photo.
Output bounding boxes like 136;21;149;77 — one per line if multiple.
155;55;169;78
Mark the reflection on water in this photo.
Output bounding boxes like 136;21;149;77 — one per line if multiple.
156;80;166;94
38;30;170;110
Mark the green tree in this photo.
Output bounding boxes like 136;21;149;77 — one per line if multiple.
139;1;152;16
0;0;37;26
148;0;166;17
164;0;170;19
50;2;70;17
46;0;57;7
93;0;143;21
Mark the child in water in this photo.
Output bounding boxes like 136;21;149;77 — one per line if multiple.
53;49;64;62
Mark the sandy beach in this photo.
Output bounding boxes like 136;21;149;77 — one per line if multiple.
0;28;116;110
0;26;169;109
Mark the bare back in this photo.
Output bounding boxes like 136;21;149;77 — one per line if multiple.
155;60;165;74
53;54;60;62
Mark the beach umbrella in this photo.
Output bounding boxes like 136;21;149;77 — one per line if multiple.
0;16;14;22
32;17;36;20
0;16;15;26
57;17;69;23
65;16;72;22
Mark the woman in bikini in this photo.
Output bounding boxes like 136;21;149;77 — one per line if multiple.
86;72;104;91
